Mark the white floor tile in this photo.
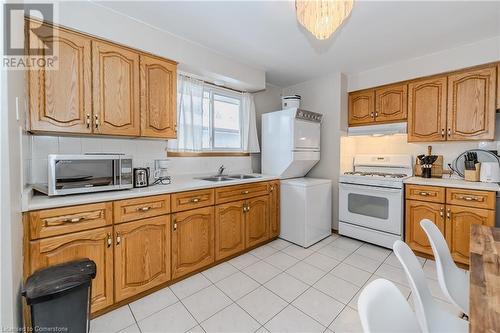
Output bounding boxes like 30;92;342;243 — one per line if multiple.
302;252;340;272
118;324;141;333
328;306;363;333
263;251;299;270
237;286;288;325
384;252;425;268
202;262;238;283
170;273;212;299
137;302;197;333
314;274;360;304
90;305;136;333
250;245;279;259
330;237;364;252
344;253;382;273
129;287;178;321
242;260;281;284
354;243;391;262
215;271;260;300
181;285;232;322
423;259;438;280
264;272;309;302
267;238;292;251
187;325;206;333
292;288;345;327
330;263;372;287
285;261;326;285
317;244;354;261
374;263;410;287
307;237;334;251
265;305;325;333
281;244;314;260
201;303;261;333
229;253;260;270
255;326;270;333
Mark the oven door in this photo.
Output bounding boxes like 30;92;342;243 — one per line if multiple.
339;182;403;235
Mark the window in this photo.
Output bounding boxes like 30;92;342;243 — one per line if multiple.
202;87;243;151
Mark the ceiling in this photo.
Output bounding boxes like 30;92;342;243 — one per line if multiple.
97;1;500;87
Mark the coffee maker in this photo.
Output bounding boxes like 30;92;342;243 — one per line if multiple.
153;159;171;185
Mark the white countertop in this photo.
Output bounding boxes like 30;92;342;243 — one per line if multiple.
404;176;500;192
24;173;279;212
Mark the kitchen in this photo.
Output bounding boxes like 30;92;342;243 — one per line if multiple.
1;1;500;333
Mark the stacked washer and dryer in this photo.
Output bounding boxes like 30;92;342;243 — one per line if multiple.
261;108;332;248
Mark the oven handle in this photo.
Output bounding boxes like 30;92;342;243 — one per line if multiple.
339;182;402;194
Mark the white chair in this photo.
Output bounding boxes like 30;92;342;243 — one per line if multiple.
358;278;421;333
393;240;468;333
420;219;469;317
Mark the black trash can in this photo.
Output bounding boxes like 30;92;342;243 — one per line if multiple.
22;259;96;333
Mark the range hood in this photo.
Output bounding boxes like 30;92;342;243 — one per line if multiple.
347;122;407;136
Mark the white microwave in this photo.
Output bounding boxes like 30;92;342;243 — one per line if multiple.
34;154;133;196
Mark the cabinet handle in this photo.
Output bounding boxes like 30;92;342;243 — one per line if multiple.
191;198;200;203
173;220;177;231
270;185;274;192
446;209;451;219
439;207;444;217
137;206;151;212
116;233;121;245
95;115;99;129
370;112;374;118
65;217;84;223
447;128;451;136
86;114;90;128
242;190;249;195
375;112;378;117
458;196;480;202
107;233;112;247
441;129;445;138
418;191;430;196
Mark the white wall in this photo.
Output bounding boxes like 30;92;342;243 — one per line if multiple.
283;73;347;230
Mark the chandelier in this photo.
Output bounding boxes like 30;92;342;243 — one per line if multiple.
296;0;354;40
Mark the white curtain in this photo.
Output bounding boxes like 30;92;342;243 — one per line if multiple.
241;93;260;153
167;75;204;152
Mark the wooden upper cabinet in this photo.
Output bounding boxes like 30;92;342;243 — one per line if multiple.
375;83;408;123
92;41;140;136
171;206;215;279
246;195;269;248
348;90;375;126
269;181;280;239
215;201;246;261
446;205;495;265
447;66;496;141
28;22;92;133
140;55;177;138
408;77;447;142
29;227;114;313
405;200;445;256
114;216;171;301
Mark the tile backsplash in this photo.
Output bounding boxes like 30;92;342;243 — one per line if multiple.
28;135;252;185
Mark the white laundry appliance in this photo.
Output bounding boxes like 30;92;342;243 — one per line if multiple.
262;108;332;247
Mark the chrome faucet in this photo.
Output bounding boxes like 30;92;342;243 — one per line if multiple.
217;165;226;176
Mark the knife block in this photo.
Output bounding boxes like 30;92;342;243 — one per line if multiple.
464;163;481;182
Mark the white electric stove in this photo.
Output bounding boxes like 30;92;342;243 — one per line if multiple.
339;154;413;249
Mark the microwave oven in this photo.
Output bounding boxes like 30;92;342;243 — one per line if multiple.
34;154;133;196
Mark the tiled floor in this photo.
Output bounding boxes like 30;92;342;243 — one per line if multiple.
90;235;461;333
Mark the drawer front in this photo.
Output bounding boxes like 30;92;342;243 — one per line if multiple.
405;184;445;203
446;188;495;210
171;189;215;212
114;194;170;223
29;202;112;240
215;182;270;204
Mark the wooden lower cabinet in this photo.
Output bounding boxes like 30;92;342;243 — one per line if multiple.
405;200;445;256
246;196;270;248
445;205;495;265
114;216;171;301
29;227;114;313
269;181;280;238
215;201;246;260
171;206;215;279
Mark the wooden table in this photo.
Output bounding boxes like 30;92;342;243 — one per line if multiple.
469;225;500;333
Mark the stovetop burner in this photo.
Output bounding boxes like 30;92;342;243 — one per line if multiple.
343;171;408;179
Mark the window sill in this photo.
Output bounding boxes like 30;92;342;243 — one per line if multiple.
167;151;250;157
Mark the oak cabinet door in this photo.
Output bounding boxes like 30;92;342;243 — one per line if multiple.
447;66;496;141
405;200;445;256
28;21;92;133
245;195;269;248
348;90;375;126
375;83;408;123
407;77;447;142
92;41;140;136
171;207;215;279
215;201;246;261
269;181;280;238
446;205;495;265
29;227;114;313
140;55;177;138
114;216;171;301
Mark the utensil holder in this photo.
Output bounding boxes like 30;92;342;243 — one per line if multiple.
464;163;481;182
421;165;432;178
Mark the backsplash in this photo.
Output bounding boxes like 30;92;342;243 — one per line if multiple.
27;135;252;185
